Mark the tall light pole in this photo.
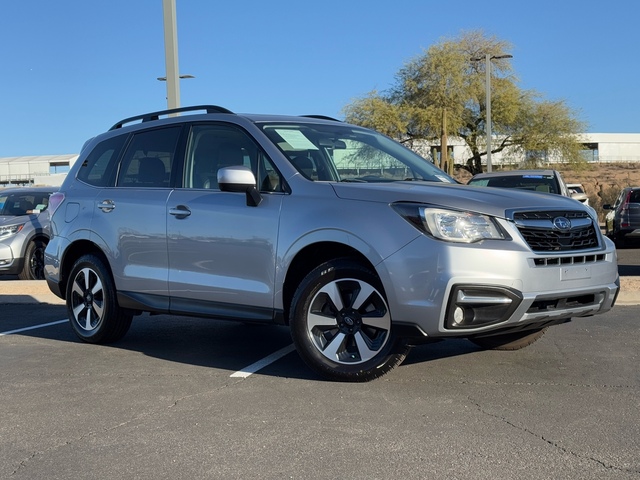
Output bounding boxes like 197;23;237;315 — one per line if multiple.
161;0;180;110
161;0;194;111
472;54;513;172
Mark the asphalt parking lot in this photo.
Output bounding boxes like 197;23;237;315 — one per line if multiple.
1;250;639;479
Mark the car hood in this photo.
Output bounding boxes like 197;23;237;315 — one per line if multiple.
0;213;39;226
331;181;587;219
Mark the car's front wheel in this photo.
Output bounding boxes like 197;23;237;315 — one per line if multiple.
66;254;133;344
290;259;410;382
18;239;47;280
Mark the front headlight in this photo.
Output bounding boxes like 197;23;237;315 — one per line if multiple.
393;204;506;243
0;224;24;239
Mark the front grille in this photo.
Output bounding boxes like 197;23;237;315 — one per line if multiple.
513;210;600;252
513;211;590;221
519;225;598;251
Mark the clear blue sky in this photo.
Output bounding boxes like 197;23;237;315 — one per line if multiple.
1;0;638;156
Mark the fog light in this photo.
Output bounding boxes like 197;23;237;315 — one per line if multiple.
445;285;522;329
453;306;465;325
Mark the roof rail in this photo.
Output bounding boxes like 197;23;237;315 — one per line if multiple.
109;105;234;130
300;115;342;122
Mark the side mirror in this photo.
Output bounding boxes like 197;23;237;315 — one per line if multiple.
218;166;262;207
602;204;613;210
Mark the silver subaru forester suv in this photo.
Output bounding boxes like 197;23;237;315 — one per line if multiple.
44;105;619;381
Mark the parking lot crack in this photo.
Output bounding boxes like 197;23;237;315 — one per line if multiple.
9;379;241;476
467;396;639;475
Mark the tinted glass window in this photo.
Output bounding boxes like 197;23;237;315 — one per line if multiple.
184;124;282;192
469;175;559;194
77;135;127;187
260;122;456;184
117;126;182;188
0;192;52;215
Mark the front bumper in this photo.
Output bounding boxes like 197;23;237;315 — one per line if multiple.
0;242;23;275
380;234;619;338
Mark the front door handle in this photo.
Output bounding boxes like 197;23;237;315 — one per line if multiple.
169;205;191;219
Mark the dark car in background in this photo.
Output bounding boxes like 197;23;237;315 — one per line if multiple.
0;186;56;279
467;169;572;197
604;187;640;247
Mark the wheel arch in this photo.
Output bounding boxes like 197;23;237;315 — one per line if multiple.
17;230;49;258
281;241;378;325
59;240;110;299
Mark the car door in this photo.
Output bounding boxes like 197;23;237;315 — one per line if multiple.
166;123;285;320
91;126;182;302
626;189;640;229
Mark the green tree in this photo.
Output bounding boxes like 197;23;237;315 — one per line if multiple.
343;30;586;174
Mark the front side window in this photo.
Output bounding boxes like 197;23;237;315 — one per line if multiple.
184;124;283;192
260;122;456;184
117;127;182;188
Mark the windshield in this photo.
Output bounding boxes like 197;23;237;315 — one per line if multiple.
0;192;51;216
468;174;559;194
260;122;456;184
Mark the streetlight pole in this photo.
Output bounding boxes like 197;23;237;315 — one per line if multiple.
473;54;513;172
162;0;180;110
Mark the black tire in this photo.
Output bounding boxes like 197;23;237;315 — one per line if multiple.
66;254;133;344
18;239;47;280
469;327;548;351
614;232;627;248
290;258;410;382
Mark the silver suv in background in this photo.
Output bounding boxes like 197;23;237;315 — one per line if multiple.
468;169;572;197
44;106;619;381
0;186;56;280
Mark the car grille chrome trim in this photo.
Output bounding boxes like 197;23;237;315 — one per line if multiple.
511;210;600;252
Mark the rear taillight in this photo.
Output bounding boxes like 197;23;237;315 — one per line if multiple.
48;192;65;215
620;191;632;227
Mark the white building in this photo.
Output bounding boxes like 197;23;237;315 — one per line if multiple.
0;154;78;186
428;133;640;168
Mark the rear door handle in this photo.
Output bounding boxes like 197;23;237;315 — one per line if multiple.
169;205;191;219
98;199;115;212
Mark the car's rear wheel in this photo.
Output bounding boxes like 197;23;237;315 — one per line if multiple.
66;254;133;344
469;327;548;351
614;232;627;248
18;239;47;280
290;258;410;382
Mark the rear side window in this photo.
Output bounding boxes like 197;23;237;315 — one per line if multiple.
629;190;640;204
77;135;127;187
117;127;182;188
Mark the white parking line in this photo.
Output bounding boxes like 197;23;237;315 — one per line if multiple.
0;319;68;336
2;320;294;378
230;343;296;378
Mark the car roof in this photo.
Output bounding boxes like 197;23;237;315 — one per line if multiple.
108;105;344;132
